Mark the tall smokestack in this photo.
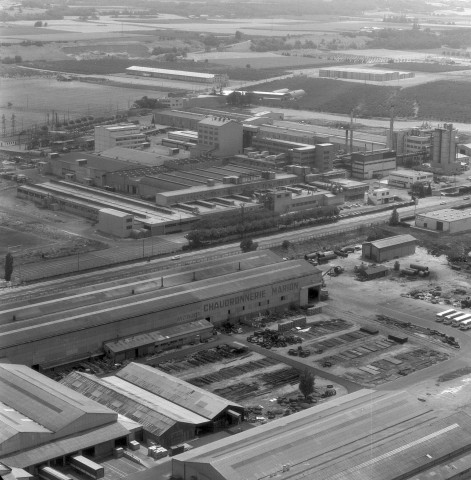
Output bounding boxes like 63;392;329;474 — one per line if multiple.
389;105;394;151
349;109;354;153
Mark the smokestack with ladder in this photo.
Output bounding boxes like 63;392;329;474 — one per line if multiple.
349;109;354;153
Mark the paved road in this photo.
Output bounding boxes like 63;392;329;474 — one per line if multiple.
11;195;469;284
251;106;471;135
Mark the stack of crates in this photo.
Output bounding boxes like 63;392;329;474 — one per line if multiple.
129;440;140;451
292;316;307;328
153;447;168;460
278;320;294;332
148;445;168;459
113;447;124;459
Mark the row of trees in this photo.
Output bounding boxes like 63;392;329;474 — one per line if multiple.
186;208;339;249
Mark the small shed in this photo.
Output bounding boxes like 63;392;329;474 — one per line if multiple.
362;234;416;262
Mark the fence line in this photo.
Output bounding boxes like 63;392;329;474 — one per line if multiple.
14;220;387;283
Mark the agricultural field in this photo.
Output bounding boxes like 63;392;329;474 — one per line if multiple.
374;62;471;73
250;77;412;118
201;54;336;69
250;76;471;122
0;76;169;132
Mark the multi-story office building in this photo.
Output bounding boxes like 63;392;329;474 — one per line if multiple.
195;116;243;158
351;149;396;180
94;124;146;152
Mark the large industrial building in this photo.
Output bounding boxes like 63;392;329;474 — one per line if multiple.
362;234;416;262
17;180;197;236
0;252;322;370
264;185;342;214
0;363;138;475
126;66;228;86
195;116;244;158
61;362;244;448
431;123;460;174
351;149;397;180
171;389;471;480
319;67;414;82
415;208;471;234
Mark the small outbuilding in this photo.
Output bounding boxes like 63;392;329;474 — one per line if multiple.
362;234;416;262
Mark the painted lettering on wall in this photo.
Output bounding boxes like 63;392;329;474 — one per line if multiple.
203;290;266;312
176;312;202;323
272;282;299;295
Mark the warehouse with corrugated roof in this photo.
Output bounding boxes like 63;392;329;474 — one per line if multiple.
362;234;416;262
0;252;322;370
415;208;471;234
61;363;244;448
0;364;138;474
172;389;471;480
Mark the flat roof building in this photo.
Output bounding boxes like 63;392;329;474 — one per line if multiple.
415;208;471;234
94;124;147;153
388;169;434;189
362;234;416;262
319;67;414;81
172;389;471;480
195;117;243;158
351;149;396;180
126;66;228;86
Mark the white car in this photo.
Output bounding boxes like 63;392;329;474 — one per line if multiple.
171;255;181;260
440;201;446;205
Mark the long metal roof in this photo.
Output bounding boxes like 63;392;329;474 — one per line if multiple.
365;234;417;249
104;319;213;353
0;364;115;441
172;390;471;480
0;251;280;322
126;66;218;79
0;420;130;469
0;260;319;350
117;363;243;420
61;372;208;436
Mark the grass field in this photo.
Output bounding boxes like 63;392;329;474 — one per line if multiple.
0;226;51;256
21;57;297;80
0;77;168;132
207;55;333;69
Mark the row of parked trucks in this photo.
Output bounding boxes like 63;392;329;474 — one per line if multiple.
436;309;471;329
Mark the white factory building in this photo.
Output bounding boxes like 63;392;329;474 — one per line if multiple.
388;170;434;189
415;209;471;234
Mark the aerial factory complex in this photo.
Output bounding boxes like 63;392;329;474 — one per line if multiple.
1;1;471;479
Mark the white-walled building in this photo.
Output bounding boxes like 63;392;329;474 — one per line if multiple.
388;170;434;189
97;208;134;237
195;117;243;158
415;209;471;234
367;187;392;205
94;124;146;152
